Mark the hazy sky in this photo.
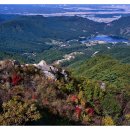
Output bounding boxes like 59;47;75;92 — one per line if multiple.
0;0;130;4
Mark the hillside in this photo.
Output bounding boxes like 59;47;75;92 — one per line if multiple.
98;46;130;63
69;55;130;87
0;57;130;125
1;15;130;52
104;16;130;40
0;15;130;65
0;15;105;52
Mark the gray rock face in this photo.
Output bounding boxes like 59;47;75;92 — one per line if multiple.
0;60;20;71
34;60;51;72
0;60;14;71
34;60;68;81
12;60;20;66
33;60;57;80
43;71;56;80
0;59;69;81
100;82;106;91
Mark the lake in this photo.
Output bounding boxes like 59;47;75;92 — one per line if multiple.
80;35;129;43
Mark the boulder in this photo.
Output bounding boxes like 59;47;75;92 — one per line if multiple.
12;60;20;66
0;60;14;71
33;60;68;81
0;59;69;81
34;60;51;72
43;71;56;80
100;82;106;90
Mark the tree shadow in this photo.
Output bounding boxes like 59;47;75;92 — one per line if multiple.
26;107;83;126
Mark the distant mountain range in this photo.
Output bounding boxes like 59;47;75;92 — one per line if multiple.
0;4;130;23
0;15;105;52
104;16;130;39
0;14;130;51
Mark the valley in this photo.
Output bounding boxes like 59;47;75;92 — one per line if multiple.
0;14;130;65
0;4;130;126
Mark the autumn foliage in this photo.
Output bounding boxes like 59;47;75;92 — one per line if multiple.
0;60;130;126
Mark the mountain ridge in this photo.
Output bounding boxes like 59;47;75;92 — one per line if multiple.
0;56;130;125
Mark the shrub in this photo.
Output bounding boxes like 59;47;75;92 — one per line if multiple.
101;93;121;116
11;73;22;86
125;114;130;124
83;80;103;104
0;96;41;125
65;82;75;93
102;116;115;126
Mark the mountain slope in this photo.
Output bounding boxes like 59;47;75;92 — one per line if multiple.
105;16;130;40
1;15;130;65
0;58;130;125
98;46;130;63
1;15;130;53
0;15;105;52
69;55;130;87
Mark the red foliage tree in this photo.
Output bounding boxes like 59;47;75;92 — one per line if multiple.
70;95;78;102
11;73;22;86
75;106;82;118
32;92;37;100
86;107;94;116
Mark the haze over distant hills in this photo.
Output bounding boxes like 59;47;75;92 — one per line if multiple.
0;4;130;23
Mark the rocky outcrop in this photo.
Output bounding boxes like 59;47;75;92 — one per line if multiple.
0;60;20;71
54;52;84;65
33;60;68;80
0;59;68;81
0;60;13;72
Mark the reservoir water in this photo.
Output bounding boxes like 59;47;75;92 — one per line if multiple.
81;35;129;43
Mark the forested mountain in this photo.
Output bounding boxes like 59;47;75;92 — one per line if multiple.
0;15;105;52
69;55;130;87
104;16;130;40
98;46;130;63
0;15;130;53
